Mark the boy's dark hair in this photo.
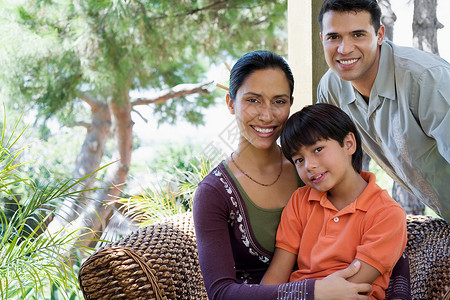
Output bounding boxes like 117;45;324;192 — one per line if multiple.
318;0;382;33
281;103;363;173
229;50;294;103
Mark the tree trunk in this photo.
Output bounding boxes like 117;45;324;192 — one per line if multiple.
379;0;397;41
74;95;134;248
392;182;425;214
72;101;112;195
46;98;112;234
413;0;443;55
48;82;211;250
361;151;370;172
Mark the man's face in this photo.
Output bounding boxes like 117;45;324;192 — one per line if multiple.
320;10;384;88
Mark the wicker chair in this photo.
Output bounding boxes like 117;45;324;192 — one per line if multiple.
78;213;450;300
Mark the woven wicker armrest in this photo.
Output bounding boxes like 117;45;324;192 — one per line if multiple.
78;212;207;300
78;213;450;300
405;215;450;300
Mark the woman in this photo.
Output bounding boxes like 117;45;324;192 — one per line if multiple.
193;50;374;299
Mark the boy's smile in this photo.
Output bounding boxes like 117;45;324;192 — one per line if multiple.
292;135;360;203
310;171;327;184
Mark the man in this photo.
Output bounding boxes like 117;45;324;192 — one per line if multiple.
316;0;450;222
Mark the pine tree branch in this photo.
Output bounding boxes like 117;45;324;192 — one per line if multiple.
131;81;213;107
147;1;259;21
72;122;92;130
131;108;148;123
77;92;103;109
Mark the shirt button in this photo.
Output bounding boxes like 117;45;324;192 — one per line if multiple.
333;217;339;222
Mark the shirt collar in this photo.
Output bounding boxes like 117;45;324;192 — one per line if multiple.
372;41;396;101
341;41;396;105
308;171;380;213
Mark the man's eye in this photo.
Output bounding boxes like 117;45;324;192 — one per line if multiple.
274;99;287;104
247;98;258;103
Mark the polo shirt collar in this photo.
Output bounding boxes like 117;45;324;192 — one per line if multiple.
371;41;396;101
342;41;396;106
308;171;379;213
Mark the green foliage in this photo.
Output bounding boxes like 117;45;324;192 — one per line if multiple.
21;128;85;182
369;159;393;195
0;0;287;127
147;142;203;175
0;111;99;300
117;159;212;227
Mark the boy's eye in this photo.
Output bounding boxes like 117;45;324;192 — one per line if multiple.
294;158;304;165
314;147;323;153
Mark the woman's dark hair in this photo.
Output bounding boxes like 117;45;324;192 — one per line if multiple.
281;103;363;173
318;0;382;33
228;50;294;103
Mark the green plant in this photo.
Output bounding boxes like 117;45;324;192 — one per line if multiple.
146;142;203;175
0;109;101;300
117;159;212;227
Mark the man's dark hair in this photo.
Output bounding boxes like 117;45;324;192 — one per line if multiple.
281;103;363;173
229;50;294;103
318;0;382;33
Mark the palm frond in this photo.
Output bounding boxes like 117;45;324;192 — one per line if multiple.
116;158;212;226
0;107;107;299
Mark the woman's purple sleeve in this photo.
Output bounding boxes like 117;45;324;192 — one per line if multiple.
193;181;315;300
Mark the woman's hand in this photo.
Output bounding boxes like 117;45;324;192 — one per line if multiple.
314;261;373;300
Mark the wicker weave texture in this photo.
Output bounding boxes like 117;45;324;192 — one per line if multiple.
79;213;450;300
78;212;207;300
405;215;450;300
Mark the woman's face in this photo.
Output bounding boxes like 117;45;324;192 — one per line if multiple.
227;68;292;150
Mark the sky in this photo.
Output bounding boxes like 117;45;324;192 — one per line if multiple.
133;1;450;164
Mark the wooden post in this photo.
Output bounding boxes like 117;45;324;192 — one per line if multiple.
288;0;329;113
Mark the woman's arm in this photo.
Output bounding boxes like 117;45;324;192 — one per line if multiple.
193;181;281;299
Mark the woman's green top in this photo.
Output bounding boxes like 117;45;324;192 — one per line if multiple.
222;162;302;252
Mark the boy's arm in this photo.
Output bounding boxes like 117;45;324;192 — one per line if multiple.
346;259;381;284
260;248;297;285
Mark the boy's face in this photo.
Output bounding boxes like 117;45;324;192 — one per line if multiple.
320;10;384;88
291;135;356;194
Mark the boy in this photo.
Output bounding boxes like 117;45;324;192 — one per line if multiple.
261;104;407;299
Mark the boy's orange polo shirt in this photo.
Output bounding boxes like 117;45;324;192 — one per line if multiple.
276;171;407;300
